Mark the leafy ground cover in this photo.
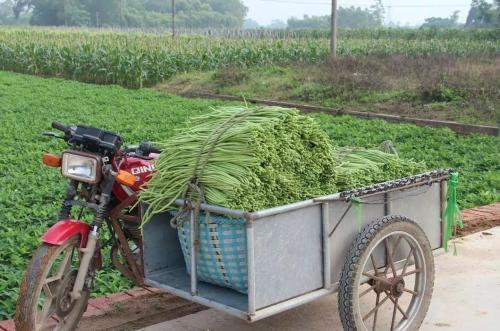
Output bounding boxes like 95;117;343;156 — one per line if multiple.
0;71;498;319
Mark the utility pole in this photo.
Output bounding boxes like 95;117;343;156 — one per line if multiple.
330;0;338;58
172;0;176;38
64;0;67;26
385;0;392;26
120;0;124;27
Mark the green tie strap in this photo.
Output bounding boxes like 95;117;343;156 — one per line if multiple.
443;172;464;253
352;197;362;231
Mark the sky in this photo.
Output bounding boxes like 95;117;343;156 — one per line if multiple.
241;0;477;27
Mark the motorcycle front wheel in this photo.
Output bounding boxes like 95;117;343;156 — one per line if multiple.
15;236;92;331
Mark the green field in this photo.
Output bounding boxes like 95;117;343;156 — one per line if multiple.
0;71;498;319
1;27;499;88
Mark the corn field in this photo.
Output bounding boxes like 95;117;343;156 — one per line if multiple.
0;27;499;88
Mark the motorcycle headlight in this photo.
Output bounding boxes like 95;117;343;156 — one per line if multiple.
61;152;101;183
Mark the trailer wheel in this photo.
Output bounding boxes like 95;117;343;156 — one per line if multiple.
338;215;434;331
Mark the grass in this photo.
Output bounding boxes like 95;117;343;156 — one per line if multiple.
0;70;498;319
159;55;500;126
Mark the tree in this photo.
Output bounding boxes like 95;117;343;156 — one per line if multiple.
287;15;329;29
287;5;384;29
421;10;460;28
12;0;33;18
30;0;89;26
466;0;499;27
12;0;248;28
81;0;121;27
337;6;381;28
207;0;247;23
267;19;286;29
1;0;15;23
243;18;259;29
371;0;385;25
496;0;500;23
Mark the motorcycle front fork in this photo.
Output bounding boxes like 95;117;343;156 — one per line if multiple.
70;225;99;301
69;165;116;300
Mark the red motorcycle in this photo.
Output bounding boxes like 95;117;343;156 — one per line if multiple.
15;122;160;331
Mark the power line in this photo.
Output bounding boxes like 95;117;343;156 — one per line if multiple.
257;0;471;8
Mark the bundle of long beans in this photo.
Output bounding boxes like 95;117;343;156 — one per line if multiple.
140;106;428;222
335;147;427;190
140;106;338;221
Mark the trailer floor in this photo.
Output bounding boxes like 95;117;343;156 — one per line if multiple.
140;226;500;331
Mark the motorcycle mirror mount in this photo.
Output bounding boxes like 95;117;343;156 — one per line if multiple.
42;131;64;139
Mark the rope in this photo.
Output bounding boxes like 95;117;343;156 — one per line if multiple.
329;185;434;238
170;107;259;229
381;140;399;158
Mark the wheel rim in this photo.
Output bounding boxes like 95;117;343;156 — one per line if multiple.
33;238;87;331
355;231;427;331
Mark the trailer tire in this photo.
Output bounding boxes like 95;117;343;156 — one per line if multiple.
338;215;434;331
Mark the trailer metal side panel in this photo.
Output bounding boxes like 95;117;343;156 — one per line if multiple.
143;212;185;274
328;194;385;284
252;204;323;309
389;183;442;249
327;182;442;284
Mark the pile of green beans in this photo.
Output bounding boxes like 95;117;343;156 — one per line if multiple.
335;148;427;190
139;106;338;220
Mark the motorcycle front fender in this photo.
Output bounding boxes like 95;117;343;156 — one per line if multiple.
42;219;90;248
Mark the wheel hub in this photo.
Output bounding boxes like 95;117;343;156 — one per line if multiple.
55;270;78;318
372;276;405;298
390;277;405;298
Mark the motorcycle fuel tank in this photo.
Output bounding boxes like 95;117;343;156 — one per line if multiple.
113;153;159;201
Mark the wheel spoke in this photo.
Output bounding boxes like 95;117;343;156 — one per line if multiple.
403;288;418;296
384;239;397;278
370;254;378;275
373;292;380;331
392;236;403;258
42;283;55;299
53;247;74;281
37;295;55;330
363;294;390;321
400;269;420;277
400;247;414;276
360;284;377;297
390;297;398;331
44;275;62;284
382;263;390;277
362;272;391;285
384;290;409;319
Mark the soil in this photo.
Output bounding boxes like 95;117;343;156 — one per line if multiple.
76;293;205;331
456;217;500;237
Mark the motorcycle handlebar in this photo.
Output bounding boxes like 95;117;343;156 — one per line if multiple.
139;141;161;155
51;121;70;134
